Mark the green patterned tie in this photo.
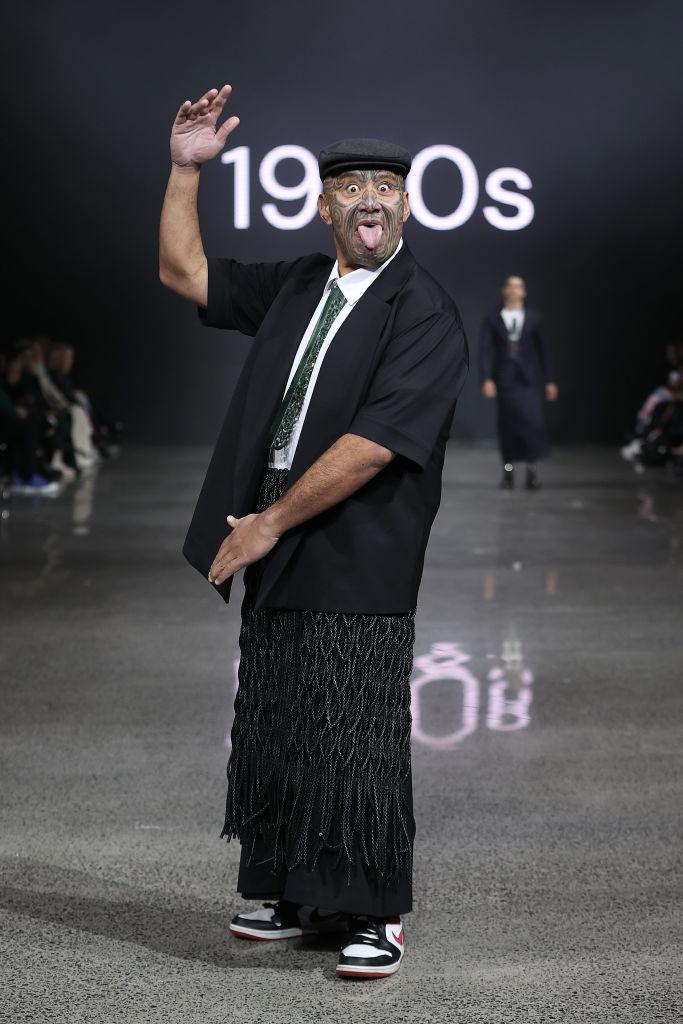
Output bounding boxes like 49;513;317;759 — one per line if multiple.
267;283;347;450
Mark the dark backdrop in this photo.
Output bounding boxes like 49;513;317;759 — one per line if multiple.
5;0;682;444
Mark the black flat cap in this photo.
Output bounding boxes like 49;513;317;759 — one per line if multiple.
318;137;411;180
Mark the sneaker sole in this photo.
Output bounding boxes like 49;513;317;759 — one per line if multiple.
229;923;303;941
336;958;403;978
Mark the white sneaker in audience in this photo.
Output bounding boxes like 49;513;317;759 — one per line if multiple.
75;451;100;471
620;439;642;462
51;451;77;482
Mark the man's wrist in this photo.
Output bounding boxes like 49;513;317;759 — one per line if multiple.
170;162;201;179
259;505;285;540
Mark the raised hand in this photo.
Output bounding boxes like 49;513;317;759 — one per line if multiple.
170;85;240;170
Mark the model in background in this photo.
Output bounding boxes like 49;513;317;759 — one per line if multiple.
479;276;558;489
159;84;468;979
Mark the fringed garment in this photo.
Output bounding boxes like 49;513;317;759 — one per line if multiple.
221;468;416;915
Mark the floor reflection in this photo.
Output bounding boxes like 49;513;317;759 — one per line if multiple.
411;643;479;748
486;630;534;733
9;532;71;599
483;569;558;600
636;488;682;564
72;470;98;535
410;632;534;750
3;470;98;597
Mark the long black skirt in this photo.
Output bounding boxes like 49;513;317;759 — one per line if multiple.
221;469;416;916
497;382;550;463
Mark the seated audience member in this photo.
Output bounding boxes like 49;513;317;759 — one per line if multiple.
622;349;683;469
0;350;59;494
39;340;97;468
1;335;122;496
635;374;679;435
8;340;80;479
46;340;122;459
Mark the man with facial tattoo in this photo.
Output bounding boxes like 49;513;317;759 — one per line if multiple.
160;84;468;979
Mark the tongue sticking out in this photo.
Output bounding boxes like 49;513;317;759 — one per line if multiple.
358;223;383;250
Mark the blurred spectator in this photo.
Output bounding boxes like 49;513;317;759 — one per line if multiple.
7;340;79;479
622;345;683;472
1;334;122;496
46;340;122;460
0;348;59;493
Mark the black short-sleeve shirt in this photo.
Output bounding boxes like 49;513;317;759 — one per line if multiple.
184;244;468;613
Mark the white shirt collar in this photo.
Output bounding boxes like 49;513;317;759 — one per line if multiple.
324;237;403;306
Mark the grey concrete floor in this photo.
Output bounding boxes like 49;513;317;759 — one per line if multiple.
1;445;681;1024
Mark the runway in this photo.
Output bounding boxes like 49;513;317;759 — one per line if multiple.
1;444;680;1023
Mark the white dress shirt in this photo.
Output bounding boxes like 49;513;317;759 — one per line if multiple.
500;306;525;342
268;238;404;470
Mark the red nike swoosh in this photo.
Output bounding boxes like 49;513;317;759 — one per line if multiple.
391;926;404;945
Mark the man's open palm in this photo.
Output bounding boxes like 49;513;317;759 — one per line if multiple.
170;85;240;169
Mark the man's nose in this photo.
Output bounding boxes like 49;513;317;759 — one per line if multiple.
359;186;381;210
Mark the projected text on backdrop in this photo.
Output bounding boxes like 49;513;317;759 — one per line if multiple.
221;144;534;232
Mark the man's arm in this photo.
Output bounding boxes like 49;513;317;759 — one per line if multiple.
26;348;68;412
159;166;207;305
209;433;395;585
159;85;240;307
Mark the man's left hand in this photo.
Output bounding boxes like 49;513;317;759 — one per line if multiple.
209;513;280;585
545;382;559;401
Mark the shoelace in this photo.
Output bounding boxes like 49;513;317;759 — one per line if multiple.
346;918;382;945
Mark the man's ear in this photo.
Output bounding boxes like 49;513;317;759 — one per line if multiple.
402;191;411;223
318;193;332;225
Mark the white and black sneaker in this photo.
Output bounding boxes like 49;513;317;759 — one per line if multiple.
230;901;348;941
230;900;304;941
336;916;405;978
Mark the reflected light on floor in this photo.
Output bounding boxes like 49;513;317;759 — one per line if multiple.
410;638;534;749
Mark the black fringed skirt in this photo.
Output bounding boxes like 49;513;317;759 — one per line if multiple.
221;468;416;916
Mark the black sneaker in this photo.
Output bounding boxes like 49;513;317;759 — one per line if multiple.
229;901;348;941
299;906;349;934
525;466;541;490
501;463;514;489
229;900;303;941
336;916;405;978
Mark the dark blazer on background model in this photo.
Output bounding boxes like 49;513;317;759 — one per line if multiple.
183;244;468;616
478;307;553;388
